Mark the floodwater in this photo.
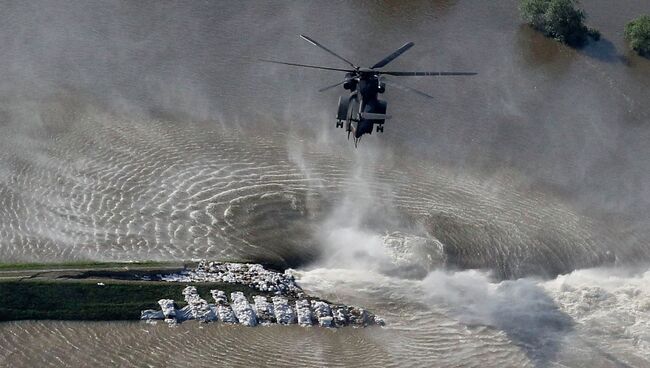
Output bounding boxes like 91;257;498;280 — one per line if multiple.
0;1;649;367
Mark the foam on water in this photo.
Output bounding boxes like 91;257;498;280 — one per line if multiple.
294;265;650;367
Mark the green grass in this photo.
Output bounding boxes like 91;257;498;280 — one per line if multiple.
0;279;261;321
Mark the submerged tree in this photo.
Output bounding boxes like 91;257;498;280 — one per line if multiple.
624;15;650;58
520;0;599;47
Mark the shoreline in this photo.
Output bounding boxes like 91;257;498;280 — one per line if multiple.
0;261;271;322
0;260;384;328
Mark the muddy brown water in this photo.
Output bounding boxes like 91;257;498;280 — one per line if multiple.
0;1;649;366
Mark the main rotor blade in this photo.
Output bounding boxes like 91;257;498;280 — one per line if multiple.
378;71;477;76
318;80;345;92
370;42;414;69
259;59;354;73
383;79;434;99
300;34;358;69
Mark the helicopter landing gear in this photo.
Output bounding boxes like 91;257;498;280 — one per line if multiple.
336;120;344;128
376;125;384;133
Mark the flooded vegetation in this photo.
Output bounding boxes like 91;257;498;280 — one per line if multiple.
625;15;650;57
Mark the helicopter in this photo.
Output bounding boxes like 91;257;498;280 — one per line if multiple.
260;35;477;146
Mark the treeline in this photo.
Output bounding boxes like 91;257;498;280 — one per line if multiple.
625;15;650;57
520;0;650;58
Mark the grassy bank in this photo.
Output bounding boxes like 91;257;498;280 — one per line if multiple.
0;279;261;322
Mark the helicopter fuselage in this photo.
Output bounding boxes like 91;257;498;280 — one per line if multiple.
340;72;387;141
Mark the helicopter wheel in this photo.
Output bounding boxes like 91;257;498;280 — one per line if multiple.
376;125;384;133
